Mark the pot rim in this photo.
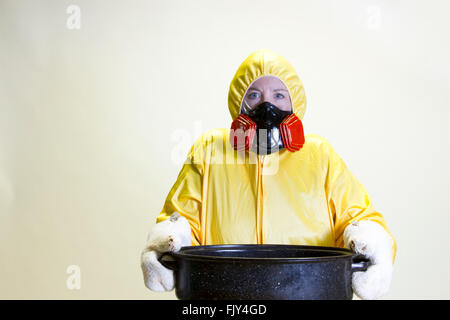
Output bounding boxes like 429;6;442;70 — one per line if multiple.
170;244;357;264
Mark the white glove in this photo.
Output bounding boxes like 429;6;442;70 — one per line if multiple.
140;212;191;292
343;220;394;300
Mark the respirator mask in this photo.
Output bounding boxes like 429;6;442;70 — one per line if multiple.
230;99;305;155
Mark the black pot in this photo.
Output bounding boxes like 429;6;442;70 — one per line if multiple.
158;244;370;300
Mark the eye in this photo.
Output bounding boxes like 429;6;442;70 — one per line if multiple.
247;92;260;99
275;93;285;99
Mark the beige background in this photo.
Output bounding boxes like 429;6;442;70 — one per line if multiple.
1;0;449;299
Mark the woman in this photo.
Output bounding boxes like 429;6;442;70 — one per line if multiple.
141;49;397;300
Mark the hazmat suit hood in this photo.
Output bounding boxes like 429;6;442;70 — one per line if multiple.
228;49;307;121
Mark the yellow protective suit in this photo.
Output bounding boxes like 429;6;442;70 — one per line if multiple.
157;49;396;261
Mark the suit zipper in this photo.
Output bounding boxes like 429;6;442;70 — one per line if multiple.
257;155;264;244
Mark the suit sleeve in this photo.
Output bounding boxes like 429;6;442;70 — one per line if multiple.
156;139;205;246
323;140;397;262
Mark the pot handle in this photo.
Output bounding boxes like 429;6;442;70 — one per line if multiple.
351;254;371;273
158;252;178;271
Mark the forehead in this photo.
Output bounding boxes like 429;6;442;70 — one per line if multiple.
248;75;288;90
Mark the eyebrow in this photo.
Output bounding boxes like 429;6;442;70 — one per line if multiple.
274;88;289;92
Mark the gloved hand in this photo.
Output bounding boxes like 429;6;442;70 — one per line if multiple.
343;220;394;300
140;212;191;292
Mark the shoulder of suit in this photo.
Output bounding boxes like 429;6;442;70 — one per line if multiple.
187;128;228;161
304;133;333;149
193;128;229;147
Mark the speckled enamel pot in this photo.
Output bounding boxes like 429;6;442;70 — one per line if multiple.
159;244;370;300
